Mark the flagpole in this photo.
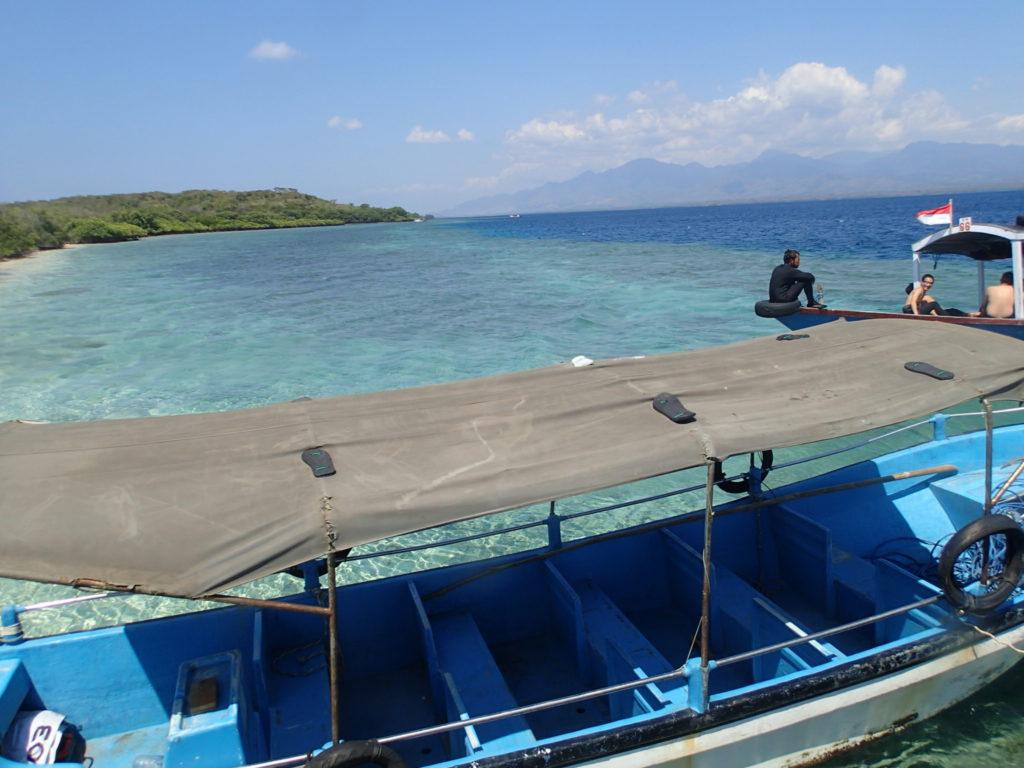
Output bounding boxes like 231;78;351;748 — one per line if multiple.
948;198;954;232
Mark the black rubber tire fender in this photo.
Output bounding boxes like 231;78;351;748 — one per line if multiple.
284;559;330;580
307;741;407;768
713;451;774;495
283;549;352;580
754;300;802;318
938;514;1024;615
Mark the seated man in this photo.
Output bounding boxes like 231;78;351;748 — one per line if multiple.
768;249;825;308
972;271;1016;318
903;274;969;316
903;274;941;315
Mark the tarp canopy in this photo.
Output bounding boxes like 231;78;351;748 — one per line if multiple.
913;222;1024;261
2;319;1024;598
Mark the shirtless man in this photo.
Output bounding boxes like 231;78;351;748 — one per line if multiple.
972;272;1016;318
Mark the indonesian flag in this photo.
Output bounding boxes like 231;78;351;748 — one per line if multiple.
916;202;952;226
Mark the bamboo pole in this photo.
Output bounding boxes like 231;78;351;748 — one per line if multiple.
992;457;1024;506
708;464;958;520
68;579;332;616
198;594;332;616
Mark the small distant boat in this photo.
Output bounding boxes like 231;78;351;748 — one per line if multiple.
757;210;1024;340
508;213;521;218
2;321;1024;768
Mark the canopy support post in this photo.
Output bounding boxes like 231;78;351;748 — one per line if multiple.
326;549;340;746
981;399;994;588
699;461;715;712
983;398;994;515
978;260;987;311
1013;239;1024;318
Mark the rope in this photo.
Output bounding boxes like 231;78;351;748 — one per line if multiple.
685;615;704;664
971;623;1024;655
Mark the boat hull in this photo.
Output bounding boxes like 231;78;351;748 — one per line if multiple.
567;621;1024;768
775;308;1024;340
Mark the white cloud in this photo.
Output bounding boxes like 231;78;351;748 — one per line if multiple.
406;126;452;143
493;62;1024;191
406;126;476;144
249;40;300;60
996;114;1024;131
872;65;905;99
327;116;363;131
507;119;586;145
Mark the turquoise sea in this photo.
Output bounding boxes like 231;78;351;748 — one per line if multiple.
2;189;1024;766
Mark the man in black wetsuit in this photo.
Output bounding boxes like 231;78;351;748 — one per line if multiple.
768;249;826;308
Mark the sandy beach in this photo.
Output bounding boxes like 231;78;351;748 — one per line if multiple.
0;243;88;270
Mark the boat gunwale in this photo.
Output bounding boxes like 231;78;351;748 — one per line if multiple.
789;307;1024;326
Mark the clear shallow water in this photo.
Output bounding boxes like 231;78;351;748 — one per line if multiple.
4;190;1021;423
2;189;1024;764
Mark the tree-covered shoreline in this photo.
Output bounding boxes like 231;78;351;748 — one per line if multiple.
0;188;423;259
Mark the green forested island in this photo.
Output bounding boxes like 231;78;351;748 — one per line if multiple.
0;188;423;259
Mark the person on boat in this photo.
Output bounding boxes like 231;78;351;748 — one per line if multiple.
768;249;826;308
902;275;968;316
970;271;1016;318
903;274;940;315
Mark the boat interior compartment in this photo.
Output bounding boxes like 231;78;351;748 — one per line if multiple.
1;423;1022;768
0;519;975;768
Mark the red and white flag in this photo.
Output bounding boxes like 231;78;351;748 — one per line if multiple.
916;202;952;226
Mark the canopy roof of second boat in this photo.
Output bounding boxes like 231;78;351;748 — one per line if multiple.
914;221;1024;261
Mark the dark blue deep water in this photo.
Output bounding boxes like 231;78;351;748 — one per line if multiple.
2;189;1024;765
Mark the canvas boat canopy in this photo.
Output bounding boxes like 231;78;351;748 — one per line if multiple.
913;222;1024;261
2;319;1024;599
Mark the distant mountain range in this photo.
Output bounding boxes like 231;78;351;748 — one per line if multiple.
440;142;1024;217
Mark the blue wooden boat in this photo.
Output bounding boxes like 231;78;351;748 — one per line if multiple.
760;217;1024;340
2;320;1024;768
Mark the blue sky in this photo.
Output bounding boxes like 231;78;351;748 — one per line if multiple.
3;0;1024;214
